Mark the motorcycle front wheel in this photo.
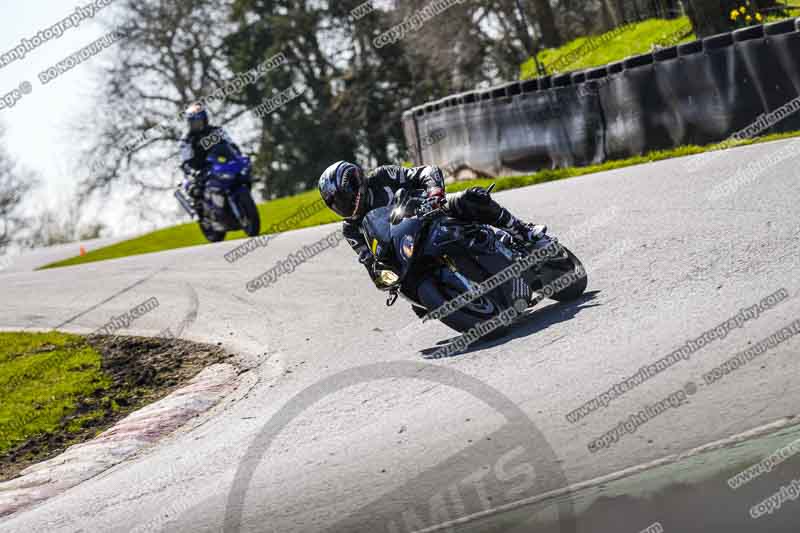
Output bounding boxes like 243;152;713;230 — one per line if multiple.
234;189;261;237
199;220;226;243
416;255;515;338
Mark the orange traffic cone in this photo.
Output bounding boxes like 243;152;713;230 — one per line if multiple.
79;246;87;256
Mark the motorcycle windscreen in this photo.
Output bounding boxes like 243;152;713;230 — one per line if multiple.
207;140;245;175
206;140;239;162
360;206;394;258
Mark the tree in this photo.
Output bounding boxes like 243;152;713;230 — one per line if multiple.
531;0;562;47
603;0;625;26
77;0;603;203
21;204;106;249
554;0;611;39
390;1;563;92
0;124;35;252
78;0;242;201
648;0;683;18
226;0;361;197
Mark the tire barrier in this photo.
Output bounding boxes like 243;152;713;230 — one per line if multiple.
402;18;800;177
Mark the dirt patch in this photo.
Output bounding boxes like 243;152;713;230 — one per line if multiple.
0;335;233;481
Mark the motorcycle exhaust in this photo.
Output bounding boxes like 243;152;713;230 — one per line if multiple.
174;189;197;218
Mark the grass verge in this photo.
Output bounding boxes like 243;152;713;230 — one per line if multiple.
521;17;695;80
39;129;800;270
520;14;797;80
0;331;231;481
41;190;342;270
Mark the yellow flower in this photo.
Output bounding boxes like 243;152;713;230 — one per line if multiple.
731;10;739;19
746;15;752;22
756;13;763;21
740;6;746;13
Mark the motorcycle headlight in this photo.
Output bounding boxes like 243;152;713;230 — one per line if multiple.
376;270;400;287
401;235;415;258
219;173;236;180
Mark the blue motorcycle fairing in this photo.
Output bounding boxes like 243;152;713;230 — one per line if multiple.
197;142;254;230
362;206;516;286
207;154;251;179
360;206;424;282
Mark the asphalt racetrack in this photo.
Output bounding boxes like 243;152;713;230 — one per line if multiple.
1;140;799;532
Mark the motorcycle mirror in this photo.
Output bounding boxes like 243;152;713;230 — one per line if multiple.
487;183;496;194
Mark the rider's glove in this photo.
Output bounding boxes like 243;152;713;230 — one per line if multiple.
467;186;492;201
186;169;207;197
426;187;446;209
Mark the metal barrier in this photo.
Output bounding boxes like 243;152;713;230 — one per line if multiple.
402;19;800;177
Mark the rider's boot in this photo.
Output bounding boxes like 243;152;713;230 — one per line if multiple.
498;211;547;245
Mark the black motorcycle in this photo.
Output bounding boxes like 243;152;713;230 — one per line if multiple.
175;141;261;242
361;186;587;335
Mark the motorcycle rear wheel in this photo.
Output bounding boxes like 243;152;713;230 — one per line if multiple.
538;245;587;302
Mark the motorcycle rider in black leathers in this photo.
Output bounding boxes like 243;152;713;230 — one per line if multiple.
318;160;546;283
179;102;242;214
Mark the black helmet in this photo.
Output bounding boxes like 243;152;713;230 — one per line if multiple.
184;102;209;133
318;161;367;219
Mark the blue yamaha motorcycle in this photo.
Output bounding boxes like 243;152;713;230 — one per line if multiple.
175;141;261;242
